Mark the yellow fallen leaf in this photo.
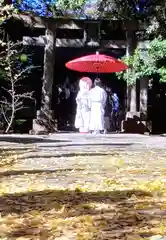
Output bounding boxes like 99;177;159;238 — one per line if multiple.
118;159;125;166
126;234;143;240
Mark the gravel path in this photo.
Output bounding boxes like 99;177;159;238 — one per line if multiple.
1;133;166;190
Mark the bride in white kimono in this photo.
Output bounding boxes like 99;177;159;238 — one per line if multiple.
89;78;107;133
75;77;92;133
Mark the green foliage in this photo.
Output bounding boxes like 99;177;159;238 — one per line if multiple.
55;0;86;14
159;67;166;82
116;38;166;85
15;119;27;125
98;0;138;20
149;38;166;60
97;0;162;20
0;0;86;20
116;49;151;85
146;4;166;38
0;3;14;24
20;54;28;62
97;0;166;38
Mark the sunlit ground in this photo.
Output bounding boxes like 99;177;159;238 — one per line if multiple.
1;149;166;239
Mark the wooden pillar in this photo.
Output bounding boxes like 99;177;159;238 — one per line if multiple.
41;23;56;117
125;29;138;115
121;26;146;133
140;77;149;120
121;27;150;133
31;21;57;134
139;49;149;120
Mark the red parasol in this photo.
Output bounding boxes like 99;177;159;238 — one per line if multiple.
66;52;128;73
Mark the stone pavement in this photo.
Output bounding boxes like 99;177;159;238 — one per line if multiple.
0;133;166;153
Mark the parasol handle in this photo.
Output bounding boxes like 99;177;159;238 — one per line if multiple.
95;52;99;77
96;67;99;78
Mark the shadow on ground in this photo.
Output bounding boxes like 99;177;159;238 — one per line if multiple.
0;168;86;177
40;143;133;148
16;153;120;160
0;136;71;144
0;189;153;215
0;189;159;239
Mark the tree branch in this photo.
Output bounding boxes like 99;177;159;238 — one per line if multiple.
14;66;40;82
0;106;10;125
0;100;11;106
15;106;29;112
0;38;38;133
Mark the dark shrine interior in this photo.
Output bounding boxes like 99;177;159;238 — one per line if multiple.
32;46;166;134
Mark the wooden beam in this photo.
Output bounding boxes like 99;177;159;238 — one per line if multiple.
23;36;150;49
57;19;83;29
101;40;126;49
23;36;46;46
23;36;85;47
12;14;83;29
12;14;148;31
13;14;45;28
102;40;150;49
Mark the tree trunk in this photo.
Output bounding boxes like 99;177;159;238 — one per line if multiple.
5;79;15;133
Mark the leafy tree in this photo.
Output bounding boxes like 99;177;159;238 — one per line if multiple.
96;0;165;114
12;0;55;17
97;0;163;20
116;38;166;84
97;0;166;37
146;1;166;37
0;1;14;24
115;38;166;114
12;0;87;17
148;38;166;82
55;0;87;16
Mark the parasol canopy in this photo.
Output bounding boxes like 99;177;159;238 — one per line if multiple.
66;52;128;73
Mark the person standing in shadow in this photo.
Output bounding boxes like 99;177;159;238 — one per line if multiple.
104;87;113;133
111;92;120;132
